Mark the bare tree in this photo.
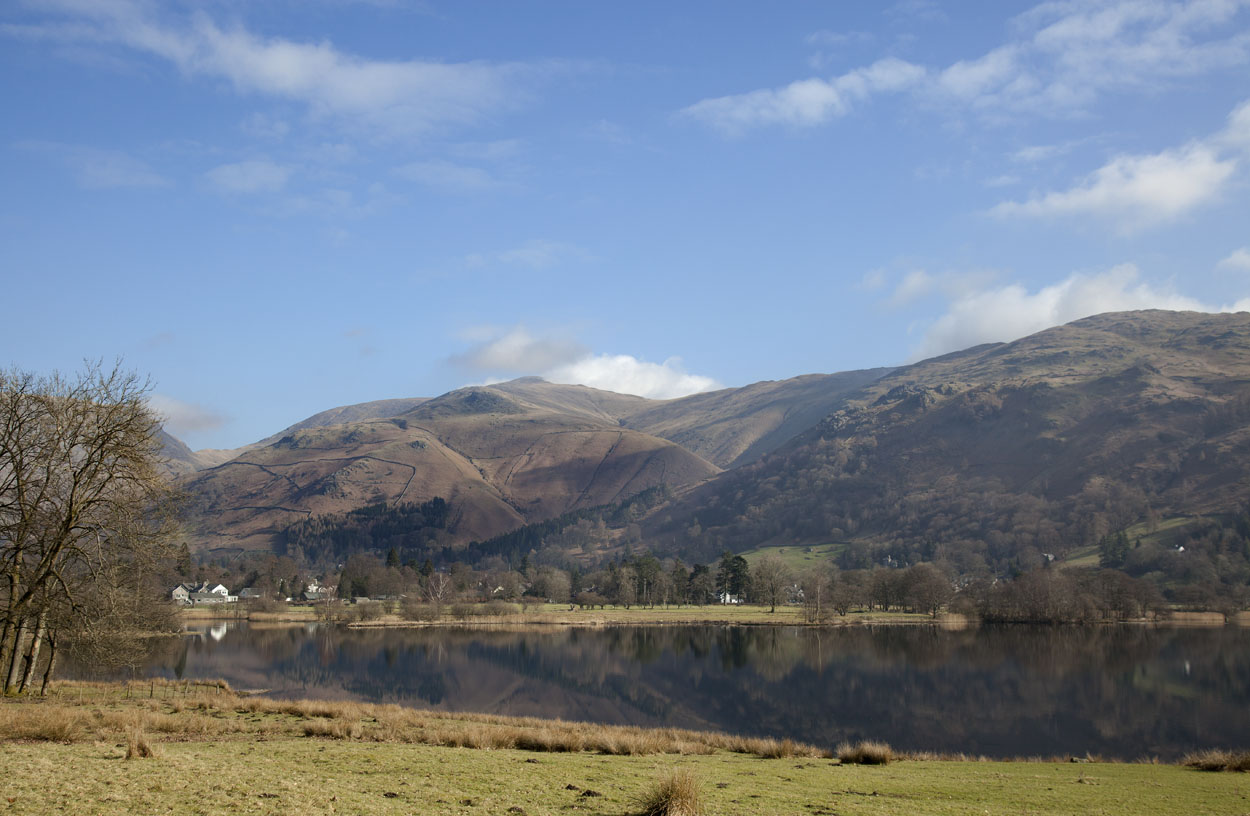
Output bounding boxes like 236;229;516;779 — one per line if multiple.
751;554;793;613
800;565;833;623
425;571;453;618
0;362;178;692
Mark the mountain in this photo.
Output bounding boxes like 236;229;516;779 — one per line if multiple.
621;369;890;468
254;397;431;447
176;370;896;556
157;429;237;476
648;310;1250;573
180;384;721;555
177;310;1250;581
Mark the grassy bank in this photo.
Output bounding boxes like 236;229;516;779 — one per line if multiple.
1;682;1246;815
183;602;940;627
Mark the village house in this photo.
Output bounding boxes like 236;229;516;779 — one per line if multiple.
171;582;237;605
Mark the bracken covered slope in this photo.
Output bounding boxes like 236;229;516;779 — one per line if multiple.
648;311;1250;570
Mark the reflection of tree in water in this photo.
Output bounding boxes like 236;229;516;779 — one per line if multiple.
94;622;1250;760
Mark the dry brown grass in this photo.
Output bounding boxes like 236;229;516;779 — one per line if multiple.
634;768;703;816
1182;749;1250;772
837;740;896;765
0;681;830;762
0;705;90;742
124;725;157;759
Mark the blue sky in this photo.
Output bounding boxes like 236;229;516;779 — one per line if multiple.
3;0;1249;450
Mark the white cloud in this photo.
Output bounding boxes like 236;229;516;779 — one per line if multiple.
148;393;227;436
937;46;1020;101
890;269;936;305
679;57;925;133
204;159;292;194
682;0;1250;131
859;268;888;291
21;141;169;189
1218;98;1250;150
496;240;588;269
913;263;1231;359
450;326;587;373
395;160;498;193
993;96;1250;231
1218;247;1250;272
545;355;721;400
12;1;536;137
450;326;720;399
991;141;1235;232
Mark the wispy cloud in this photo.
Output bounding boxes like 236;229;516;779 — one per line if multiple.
913;263;1250;360
680;58;925;134
682;0;1250;132
1218;247;1250;272
461;239;591;271
992;98;1247;232
450;325;721;400
395;160;500;193
450;325;588;373
148;393;228;436
204;159;293;194
20;140;169;189
8;0;544;138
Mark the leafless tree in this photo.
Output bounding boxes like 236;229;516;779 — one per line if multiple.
425;571;453;618
0;362;179;693
751;554;793;613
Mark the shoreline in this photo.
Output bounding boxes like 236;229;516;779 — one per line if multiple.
1;680;1246;815
179;604;1250;629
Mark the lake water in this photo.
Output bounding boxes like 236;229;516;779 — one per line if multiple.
110;622;1250;760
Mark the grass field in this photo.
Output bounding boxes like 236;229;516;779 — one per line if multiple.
739;543;845;571
1;682;1246;815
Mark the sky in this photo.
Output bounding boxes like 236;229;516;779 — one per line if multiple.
3;0;1250;450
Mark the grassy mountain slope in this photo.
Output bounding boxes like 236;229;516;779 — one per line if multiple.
648;310;1250;572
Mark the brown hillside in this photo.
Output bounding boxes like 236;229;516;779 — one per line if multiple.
621;369;889;467
649;310;1250;570
181;386;719;554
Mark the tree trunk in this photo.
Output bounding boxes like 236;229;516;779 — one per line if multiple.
39;633;57;696
4;616;30;693
18;609;48;694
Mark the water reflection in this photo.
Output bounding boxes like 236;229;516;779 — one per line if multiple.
83;623;1250;760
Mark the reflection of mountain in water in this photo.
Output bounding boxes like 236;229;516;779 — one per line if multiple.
102;623;1250;760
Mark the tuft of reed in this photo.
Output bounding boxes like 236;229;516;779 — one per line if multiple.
837;740;895;765
1183;749;1250;772
125;725;157;759
634;768;702;816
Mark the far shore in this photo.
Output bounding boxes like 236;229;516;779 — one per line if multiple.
179;602;1250;628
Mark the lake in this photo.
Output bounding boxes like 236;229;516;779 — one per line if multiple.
106;622;1250;760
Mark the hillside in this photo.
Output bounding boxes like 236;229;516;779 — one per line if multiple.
177;372;891;557
621;369;890;467
648;310;1250;576
180;385;720;555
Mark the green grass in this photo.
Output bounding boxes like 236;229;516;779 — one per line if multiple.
739;543;845;571
2;738;1244;815
1060;516;1206;570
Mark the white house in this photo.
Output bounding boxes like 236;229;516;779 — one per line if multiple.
172;582;237;605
